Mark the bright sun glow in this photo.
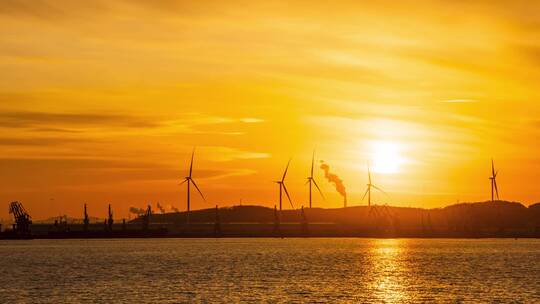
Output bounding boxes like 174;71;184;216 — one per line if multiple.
370;141;404;174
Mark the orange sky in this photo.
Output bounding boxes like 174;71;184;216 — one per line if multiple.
2;1;540;220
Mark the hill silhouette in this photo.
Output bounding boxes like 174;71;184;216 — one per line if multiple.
7;201;538;238
129;200;540;237
33;216;103;224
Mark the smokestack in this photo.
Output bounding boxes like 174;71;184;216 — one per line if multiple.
107;204;114;231
83;203;89;231
320;161;347;207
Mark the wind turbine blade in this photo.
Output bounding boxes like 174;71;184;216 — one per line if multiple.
494;180;499;200
491;159;495;177
191;179;206;201
179;179;187;185
282;183;294;209
305;179;310;186
368;166;372;184
311;150;315;178
312;179;325;200
189;148;195;177
372;184;388;196
282;159;291;181
361;188;369;201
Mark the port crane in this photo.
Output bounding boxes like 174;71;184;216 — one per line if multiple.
8;201;32;234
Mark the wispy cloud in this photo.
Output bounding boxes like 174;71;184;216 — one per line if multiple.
0;111;161;129
0;111;263;136
197;146;270;162
239;118;264;123
441;99;479;103
0;136;101;146
0;157;239;190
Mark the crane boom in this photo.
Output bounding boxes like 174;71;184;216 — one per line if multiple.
8;201;32;234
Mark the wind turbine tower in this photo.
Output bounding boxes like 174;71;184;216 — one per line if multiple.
180;149;206;225
306;151;324;208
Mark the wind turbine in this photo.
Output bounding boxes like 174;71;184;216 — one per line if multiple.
180;149;206;224
275;159;294;212
306;151;324;208
362;165;386;207
489;159;500;202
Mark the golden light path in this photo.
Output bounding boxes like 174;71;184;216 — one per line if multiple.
368;239;408;303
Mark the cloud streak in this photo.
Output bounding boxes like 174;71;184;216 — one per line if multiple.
0;111;161;129
0;157;250;190
0;136;100;146
441;99;479;103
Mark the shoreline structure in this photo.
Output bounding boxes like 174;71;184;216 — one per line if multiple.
2;200;540;239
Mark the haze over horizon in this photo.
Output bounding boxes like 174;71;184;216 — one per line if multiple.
2;1;540;219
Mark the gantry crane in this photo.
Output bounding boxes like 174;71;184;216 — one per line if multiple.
8;201;32;234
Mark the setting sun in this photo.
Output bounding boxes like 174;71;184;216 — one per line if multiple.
370;141;404;174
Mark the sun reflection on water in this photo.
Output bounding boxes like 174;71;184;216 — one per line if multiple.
367;239;410;303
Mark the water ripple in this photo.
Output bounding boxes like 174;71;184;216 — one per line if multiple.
0;238;539;303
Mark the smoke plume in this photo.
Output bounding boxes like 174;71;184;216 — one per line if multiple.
156;202;166;214
320;161;347;205
129;207;146;215
163;204;179;213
